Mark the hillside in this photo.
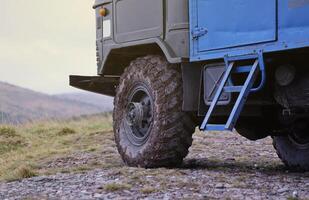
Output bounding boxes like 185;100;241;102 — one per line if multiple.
0;82;112;124
55;92;113;112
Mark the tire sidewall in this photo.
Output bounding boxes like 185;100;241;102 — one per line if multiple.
273;136;309;170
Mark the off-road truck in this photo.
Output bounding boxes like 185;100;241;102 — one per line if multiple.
70;0;309;170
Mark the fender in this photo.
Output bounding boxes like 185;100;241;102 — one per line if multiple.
99;38;185;76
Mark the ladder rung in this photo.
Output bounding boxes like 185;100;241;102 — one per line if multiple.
224;86;243;93
204;124;227;131
233;66;252;73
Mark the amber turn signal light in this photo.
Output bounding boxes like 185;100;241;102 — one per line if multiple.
99;8;108;17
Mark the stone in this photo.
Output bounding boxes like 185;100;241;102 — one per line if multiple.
292;191;298;198
215;183;225;189
277;187;289;193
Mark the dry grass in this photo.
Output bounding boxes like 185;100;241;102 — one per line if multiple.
14;166;37;180
140;186;157;194
104;183;132;192
0;113;113;181
56;127;76;136
0;126;26;154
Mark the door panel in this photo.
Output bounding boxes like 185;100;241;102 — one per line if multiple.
194;0;277;52
114;0;163;43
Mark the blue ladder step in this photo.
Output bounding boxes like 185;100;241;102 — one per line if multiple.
223;86;243;93
205;124;228;131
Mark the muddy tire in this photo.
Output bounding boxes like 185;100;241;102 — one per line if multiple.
273;121;309;171
113;55;196;168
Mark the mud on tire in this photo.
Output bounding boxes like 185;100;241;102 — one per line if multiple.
113;55;196;168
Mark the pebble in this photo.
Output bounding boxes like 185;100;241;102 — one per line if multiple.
292;191;298;198
277;187;289;193
93;193;104;198
215;183;225;189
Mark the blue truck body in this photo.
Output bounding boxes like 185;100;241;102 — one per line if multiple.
190;0;309;61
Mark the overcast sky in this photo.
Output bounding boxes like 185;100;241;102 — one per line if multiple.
0;0;97;94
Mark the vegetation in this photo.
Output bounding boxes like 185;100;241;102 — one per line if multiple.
140;186;157;194
103;183;132;192
0;126;26;154
0;113;114;181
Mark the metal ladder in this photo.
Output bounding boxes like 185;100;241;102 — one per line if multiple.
200;53;266;131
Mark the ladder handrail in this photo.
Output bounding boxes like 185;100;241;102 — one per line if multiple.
224;53;266;93
250;53;266;92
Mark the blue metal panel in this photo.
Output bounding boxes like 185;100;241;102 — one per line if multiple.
189;0;309;62
193;0;276;52
279;0;309;43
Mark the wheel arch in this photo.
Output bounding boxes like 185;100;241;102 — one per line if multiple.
99;38;185;76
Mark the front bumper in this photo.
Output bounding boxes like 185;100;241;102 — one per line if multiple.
69;75;118;97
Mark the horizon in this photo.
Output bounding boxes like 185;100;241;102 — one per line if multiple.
0;80;92;95
0;0;97;94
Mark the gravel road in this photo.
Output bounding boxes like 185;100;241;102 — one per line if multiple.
1;131;309;200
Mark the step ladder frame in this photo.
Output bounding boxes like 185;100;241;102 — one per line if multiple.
200;53;266;131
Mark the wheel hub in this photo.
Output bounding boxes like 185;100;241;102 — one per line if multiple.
126;102;144;127
124;84;154;146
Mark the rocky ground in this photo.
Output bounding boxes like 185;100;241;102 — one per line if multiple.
0;131;309;200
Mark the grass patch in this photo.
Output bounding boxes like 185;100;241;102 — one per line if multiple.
286;197;298;200
0;114;113;181
0;126;26;154
57;127;76;136
4;165;37;181
104;183;132;192
0;126;18;137
15;166;37;179
141;186;157;194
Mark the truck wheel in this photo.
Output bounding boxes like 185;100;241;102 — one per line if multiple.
273;120;309;171
113;55;196;168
